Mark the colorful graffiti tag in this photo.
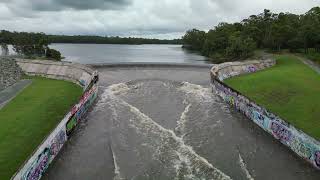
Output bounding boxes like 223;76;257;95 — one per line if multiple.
211;60;320;170
21;129;67;180
49;130;66;156
290;137;312;160
315;151;320;167
270;121;292;143
22;148;51;180
66;84;98;136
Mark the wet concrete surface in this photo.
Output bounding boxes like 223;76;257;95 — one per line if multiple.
43;66;320;180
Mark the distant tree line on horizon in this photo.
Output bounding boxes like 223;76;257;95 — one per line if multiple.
0;30;182;60
48;35;182;45
182;7;320;63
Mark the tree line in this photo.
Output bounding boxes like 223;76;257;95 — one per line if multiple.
0;30;62;60
48;35;182;45
0;31;182;60
182;7;320;62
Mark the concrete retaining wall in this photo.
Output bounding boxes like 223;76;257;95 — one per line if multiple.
12;60;99;180
210;59;320;170
16;59;95;91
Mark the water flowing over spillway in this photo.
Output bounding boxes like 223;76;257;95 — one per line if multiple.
99;82;231;180
43;66;320;180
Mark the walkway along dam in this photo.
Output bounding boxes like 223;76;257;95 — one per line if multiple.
15;62;320;180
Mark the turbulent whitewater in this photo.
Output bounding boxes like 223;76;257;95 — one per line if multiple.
97;82;232;180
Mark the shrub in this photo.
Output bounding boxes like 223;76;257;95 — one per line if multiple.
46;48;62;61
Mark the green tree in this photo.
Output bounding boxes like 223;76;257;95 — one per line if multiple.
182;29;206;50
46;48;62;61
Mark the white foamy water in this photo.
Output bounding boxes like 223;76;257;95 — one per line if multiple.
175;103;192;138
178;82;213;101
99;84;232;180
238;153;254;180
111;145;124;180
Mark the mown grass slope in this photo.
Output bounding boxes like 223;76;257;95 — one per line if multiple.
225;55;320;140
0;76;82;179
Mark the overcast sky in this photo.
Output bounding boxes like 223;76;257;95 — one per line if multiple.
0;0;318;39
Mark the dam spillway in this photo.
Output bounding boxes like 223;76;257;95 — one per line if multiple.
42;65;320;180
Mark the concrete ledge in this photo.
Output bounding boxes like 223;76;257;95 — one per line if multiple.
90;62;215;69
16;59;96;91
11;60;99;180
210;59;320;170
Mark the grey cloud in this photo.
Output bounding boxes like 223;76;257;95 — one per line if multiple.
7;0;132;12
0;0;318;39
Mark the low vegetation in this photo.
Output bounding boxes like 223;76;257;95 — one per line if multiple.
183;7;320;63
0;76;82;179
225;55;320;139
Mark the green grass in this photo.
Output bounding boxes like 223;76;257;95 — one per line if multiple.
295;49;320;64
0;76;82;179
225;55;320;140
303;52;320;64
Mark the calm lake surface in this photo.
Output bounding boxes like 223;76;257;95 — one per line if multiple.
49;44;210;64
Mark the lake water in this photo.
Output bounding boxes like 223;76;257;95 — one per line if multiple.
49;44;210;64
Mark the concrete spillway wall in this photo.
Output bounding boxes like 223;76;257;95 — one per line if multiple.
16;59;95;91
12;60;99;180
210;59;320;170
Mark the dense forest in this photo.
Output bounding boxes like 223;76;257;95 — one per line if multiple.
48;35;182;44
182;7;320;62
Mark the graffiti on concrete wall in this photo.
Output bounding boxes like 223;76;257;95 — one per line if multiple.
247;65;257;73
270;121;292;143
290;136;312;160
216;62;274;81
211;60;320;170
22;148;51;180
14;74;99;180
66;84;98;136
22;129;66;180
315;151;320;167
49;129;67;156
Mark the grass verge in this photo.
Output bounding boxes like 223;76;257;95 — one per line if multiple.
225;55;320;140
0;76;82;179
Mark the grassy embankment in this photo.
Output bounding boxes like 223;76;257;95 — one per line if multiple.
0;76;82;179
225;55;320;140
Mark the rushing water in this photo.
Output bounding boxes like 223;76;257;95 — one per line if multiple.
49;44;210;64
44;67;320;180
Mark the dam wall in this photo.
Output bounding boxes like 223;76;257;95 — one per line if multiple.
16;59;94;91
210;59;320;170
12;60;99;180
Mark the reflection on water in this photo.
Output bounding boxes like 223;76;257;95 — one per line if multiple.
49;44;210;64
